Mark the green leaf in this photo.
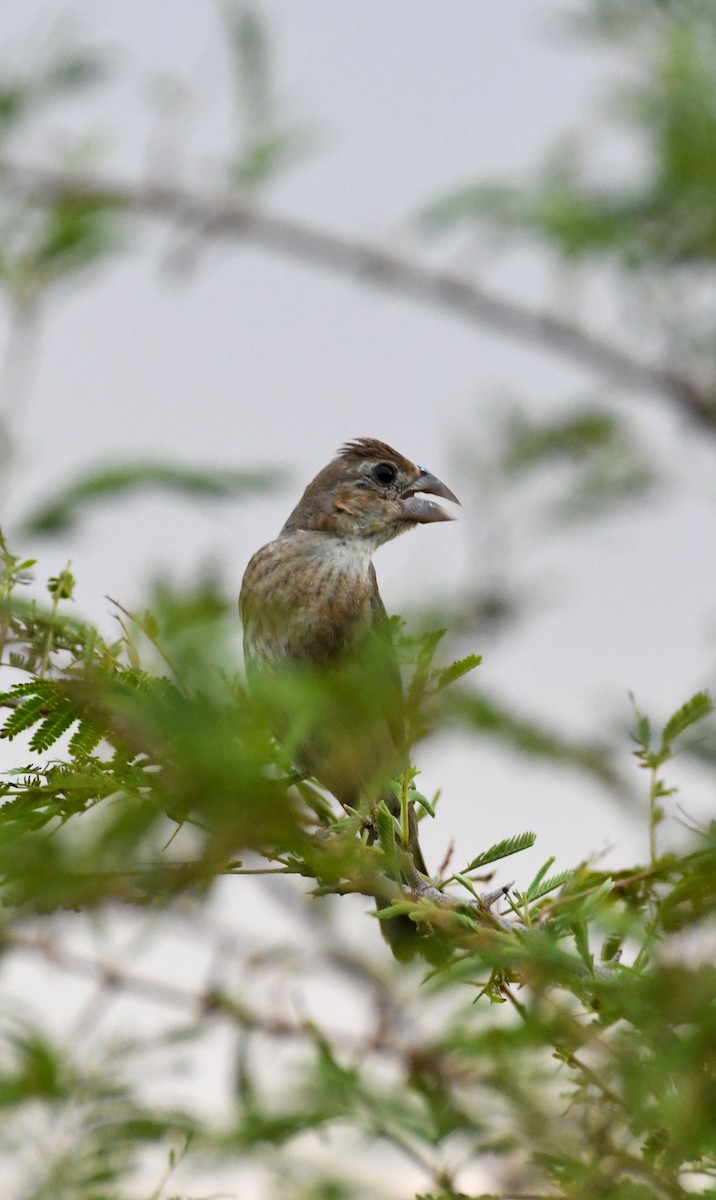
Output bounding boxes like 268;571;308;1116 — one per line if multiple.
660;690;714;750
572;918;593;971
233;127;308;188
405;628;447;711
435;654;483;691
579;877;615;916
525;856;556;901
410;788;435;817
465;831;536;871
452;910;479;931
375;901;415;920
0;50;103;133
452;872;481;900
223;3;312;190
47;568;75;601
32;196;117;278
375;800;397;872
29;705;78;753
68;719;104;757
0;86;26;128
502;410;619;473
527;869;572;903
22;460;285;535
0;681;56;705
419;180;521;235
630;694;652;753
226;4;273;127
140;610;160;640
1;694;50;740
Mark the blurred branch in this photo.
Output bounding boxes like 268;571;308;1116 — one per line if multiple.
1;162;714;430
20;458;285;535
0;297;42;499
9;930;447;1077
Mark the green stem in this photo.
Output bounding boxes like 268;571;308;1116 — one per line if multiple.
109;597;187;692
399;769;410;850
649;764;659;866
38;590;60;678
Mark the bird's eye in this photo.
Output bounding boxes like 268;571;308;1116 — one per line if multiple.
372;462;397;485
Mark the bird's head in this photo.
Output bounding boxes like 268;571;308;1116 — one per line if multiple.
282;437;459;545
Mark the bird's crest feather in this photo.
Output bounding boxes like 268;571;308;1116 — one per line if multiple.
338;438;415;471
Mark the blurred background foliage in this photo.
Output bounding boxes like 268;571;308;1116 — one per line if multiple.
0;2;715;1198
423;0;716;270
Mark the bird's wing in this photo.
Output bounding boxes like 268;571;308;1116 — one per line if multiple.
367;564;407;758
367;567;430;878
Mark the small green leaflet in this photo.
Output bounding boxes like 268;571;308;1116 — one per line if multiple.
453;872;481;899
661;690;714;749
572;919;593;971
435;654;483;691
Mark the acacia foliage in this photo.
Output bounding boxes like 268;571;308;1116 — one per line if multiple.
0;533;715;1200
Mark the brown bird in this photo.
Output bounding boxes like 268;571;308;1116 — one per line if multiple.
239;438;459;928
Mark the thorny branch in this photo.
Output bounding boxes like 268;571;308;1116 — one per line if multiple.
1;162;714;429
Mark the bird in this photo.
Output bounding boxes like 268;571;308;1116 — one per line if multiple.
239;437;459;945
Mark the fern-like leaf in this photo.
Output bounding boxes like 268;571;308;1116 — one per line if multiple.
527;869;572;903
406;629;446;710
29;704;79;753
661;690;714;750
0;680;57;705
68;718;104;758
1;694;51;740
465;831;536;871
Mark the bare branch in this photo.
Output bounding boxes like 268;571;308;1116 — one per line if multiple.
1;161;714;428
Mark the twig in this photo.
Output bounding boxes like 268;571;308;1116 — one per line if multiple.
0;162;714;429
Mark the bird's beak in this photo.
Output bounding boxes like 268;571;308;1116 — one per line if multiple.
398;469;460;523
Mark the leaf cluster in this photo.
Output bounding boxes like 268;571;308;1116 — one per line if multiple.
418;1;716;405
422;2;716;269
0;533;715;1198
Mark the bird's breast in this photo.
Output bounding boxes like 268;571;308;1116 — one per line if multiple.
240;533;377;669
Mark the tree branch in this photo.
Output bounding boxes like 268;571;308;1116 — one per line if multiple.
1;161;714;428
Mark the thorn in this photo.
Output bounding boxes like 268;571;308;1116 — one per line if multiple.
480;881;513;909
